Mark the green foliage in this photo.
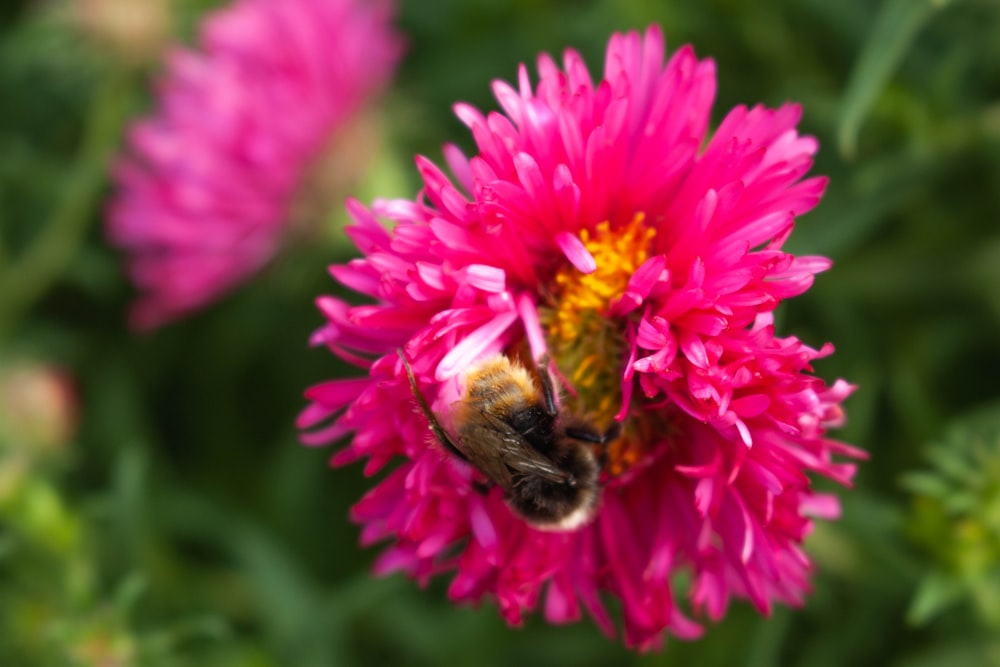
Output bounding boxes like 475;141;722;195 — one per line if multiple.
1;0;1000;665
904;404;1000;629
837;0;958;159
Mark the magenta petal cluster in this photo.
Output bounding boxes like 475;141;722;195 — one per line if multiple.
107;0;401;329
301;26;865;650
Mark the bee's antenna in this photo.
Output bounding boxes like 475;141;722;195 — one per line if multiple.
397;349;469;463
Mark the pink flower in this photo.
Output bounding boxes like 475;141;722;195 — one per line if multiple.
107;0;401;329
300;25;865;650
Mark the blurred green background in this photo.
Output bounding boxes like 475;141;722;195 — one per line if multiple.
2;0;1000;664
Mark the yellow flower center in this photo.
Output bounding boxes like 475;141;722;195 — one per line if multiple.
540;214;657;477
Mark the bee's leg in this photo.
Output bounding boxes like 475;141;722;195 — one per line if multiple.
398;350;470;464
534;353;558;417
601;421;622;443
471;480;492;496
563;424;604;443
565;420;621;470
598;422;621;470
596;445;609;472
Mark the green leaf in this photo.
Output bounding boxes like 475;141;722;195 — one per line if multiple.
925;443;978;484
837;0;955;159
908;572;965;625
899;471;952;499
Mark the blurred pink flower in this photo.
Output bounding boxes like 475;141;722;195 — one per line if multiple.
300;26;865;649
108;0;401;329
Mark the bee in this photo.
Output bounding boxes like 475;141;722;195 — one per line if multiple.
399;350;620;531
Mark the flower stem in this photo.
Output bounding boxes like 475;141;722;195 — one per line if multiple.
0;68;131;337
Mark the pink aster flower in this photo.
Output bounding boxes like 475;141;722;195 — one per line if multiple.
300;25;866;650
107;0;401;329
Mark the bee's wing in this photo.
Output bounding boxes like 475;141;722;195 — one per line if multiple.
479;412;572;485
450;402;570;488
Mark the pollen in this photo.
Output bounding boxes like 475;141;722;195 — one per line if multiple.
549;215;656;341
541;214;657;477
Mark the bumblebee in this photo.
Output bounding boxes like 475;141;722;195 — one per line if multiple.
400;351;619;531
